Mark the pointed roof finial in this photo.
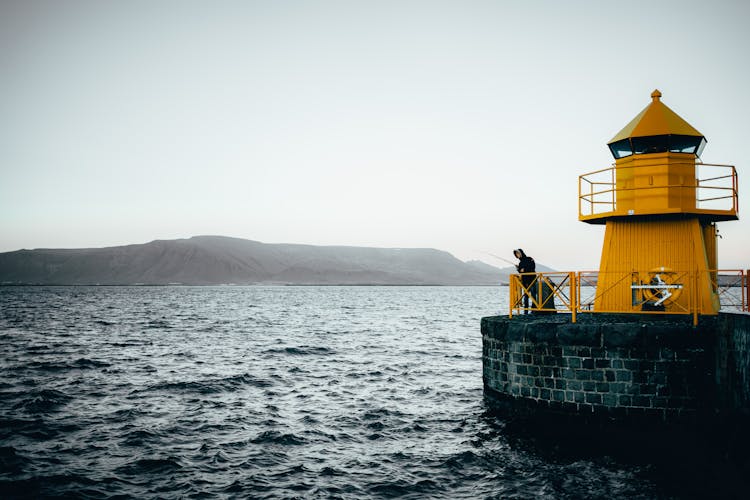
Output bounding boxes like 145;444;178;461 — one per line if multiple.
608;88;704;144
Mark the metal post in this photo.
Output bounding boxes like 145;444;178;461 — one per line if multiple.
692;271;699;327
537;274;542;312
571;272;577;323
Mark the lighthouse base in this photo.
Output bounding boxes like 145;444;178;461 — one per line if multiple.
481;313;750;425
595;217;719;314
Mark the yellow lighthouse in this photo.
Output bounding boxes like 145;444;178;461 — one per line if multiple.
578;90;739;316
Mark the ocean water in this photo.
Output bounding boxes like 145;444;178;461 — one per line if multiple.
0;286;739;499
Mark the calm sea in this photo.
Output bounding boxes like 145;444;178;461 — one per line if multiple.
0;286;736;498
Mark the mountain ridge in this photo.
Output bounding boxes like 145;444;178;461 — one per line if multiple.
0;235;536;286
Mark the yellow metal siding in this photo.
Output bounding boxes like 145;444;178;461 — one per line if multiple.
613;153;697;215
595;219;717;314
703;223;718;271
703;223;719;301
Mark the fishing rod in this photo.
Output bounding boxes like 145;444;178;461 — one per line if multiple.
478;250;517;267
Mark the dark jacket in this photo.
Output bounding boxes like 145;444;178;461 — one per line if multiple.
515;250;536;287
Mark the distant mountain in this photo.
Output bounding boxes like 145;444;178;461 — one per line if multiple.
0;236;519;286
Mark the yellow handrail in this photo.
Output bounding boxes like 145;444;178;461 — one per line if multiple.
507;269;748;322
578;163;737;218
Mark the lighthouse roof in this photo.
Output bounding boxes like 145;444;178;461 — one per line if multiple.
608;90;703;144
607;90;706;159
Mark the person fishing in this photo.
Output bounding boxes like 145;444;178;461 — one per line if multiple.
514;249;536;313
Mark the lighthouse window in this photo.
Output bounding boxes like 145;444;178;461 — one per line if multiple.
609;135;706;159
696;137;706;157
632;135;669;155
608;139;633;159
669;134;705;155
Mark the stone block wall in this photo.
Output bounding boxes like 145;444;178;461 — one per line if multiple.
714;312;750;413
482;314;719;422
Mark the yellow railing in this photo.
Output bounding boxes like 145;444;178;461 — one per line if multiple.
510;272;577;322
509;269;749;325
709;269;749;312
578;162;738;219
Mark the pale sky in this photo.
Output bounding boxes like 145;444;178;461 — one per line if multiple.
1;0;749;270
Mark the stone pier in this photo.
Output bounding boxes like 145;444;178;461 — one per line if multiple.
481;312;750;424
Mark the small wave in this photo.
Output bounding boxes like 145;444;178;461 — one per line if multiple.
400;422;429;434
121;428;161;447
221;477;274;494
444;450;483;469
26;345;50;352
250;430;307;446
367;480;413;497
0;417;45;439
220;439;249;450
367;477;443;498
366;421;385;431
146;319;171;329
116;457;182;476
320;466;342;476
21;361;71;373
361;408;402;420
311;484;366;498
0;473;97;497
73;358;111;368
0;446;30;474
13;389;72;413
223;373;274;388
19;358;109;372
302;429;338;442
265;346;335;356
108;341;153;347
210;451;230;464
144;373;273;394
192;422;235;433
106;408;146;423
268;463;309;478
